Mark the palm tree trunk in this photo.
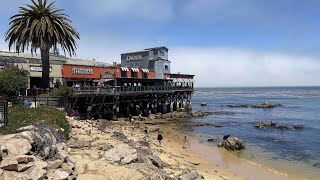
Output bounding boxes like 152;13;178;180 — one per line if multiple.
41;48;50;89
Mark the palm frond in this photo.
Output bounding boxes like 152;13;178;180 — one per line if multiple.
5;0;80;56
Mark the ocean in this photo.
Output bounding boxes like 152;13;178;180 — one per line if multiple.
189;87;320;179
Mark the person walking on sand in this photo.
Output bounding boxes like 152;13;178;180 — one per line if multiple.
183;136;188;149
144;127;150;142
130;117;134;125
157;132;163;147
128;114;132;123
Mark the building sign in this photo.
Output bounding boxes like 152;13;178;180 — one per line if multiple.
72;68;93;75
101;70;114;79
30;66;52;72
127;54;142;61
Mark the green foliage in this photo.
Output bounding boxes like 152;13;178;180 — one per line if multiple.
5;0;80;56
51;86;74;97
0;106;69;138
0;66;29;96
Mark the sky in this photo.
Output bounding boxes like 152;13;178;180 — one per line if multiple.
1;0;320;87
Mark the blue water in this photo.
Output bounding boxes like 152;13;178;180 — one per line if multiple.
190;87;320;178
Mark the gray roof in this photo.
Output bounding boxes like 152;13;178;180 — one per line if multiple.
0;49;112;67
121;46;169;55
66;58;112;67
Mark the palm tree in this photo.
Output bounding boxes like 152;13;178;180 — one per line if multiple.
5;0;80;88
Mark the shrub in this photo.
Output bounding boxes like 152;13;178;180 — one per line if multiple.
51;86;74;98
0;106;69;138
0;66;29;96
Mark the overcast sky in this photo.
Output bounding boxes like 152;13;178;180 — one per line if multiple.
1;0;320;87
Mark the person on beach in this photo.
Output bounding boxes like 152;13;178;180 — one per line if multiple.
130;117;134;125
144;127;150;141
128;114;132;123
183;136;188;149
139;113;142;121
157;132;163;147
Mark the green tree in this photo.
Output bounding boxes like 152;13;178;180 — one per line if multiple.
5;0;80;88
0;66;29;96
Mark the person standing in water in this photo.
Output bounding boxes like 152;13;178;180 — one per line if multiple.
157;132;163;147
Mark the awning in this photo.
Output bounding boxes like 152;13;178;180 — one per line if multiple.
142;69;149;73
131;68;140;72
121;67;129;71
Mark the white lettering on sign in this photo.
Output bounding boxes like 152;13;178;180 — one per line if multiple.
30;66;52;72
72;68;93;75
127;54;142;61
101;74;113;79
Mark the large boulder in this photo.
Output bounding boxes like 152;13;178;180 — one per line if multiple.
0;157;18;171
200;102;207;106
0;138;32;156
147;155;164;169
25;165;46;180
254;121;277;128
2;171;31;180
219;137;245;151
178;171;204;180
103;143;138;164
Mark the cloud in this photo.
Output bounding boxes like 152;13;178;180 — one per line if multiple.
170;47;320;87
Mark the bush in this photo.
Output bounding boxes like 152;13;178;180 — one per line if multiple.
51;86;74;98
0;66;29;96
0;106;69;138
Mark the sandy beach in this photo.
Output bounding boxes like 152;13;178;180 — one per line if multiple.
144;120;305;180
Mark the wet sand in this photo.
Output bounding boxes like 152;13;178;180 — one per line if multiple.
152;123;306;180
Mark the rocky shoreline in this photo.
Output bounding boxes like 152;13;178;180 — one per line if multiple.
0;111;214;180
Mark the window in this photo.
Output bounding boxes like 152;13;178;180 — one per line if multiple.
131;70;138;78
121;71;127;77
164;65;169;70
159;51;164;56
143;73;148;79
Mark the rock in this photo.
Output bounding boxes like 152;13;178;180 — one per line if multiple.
62;162;74;175
103;143;138;164
276;124;289;130
191;111;215;117
178;171;204;180
16;155;35;164
2;138;32;156
147;155;164;169
293;125;304;130
219;137;245;151
0;146;9;159
252;103;283;108
200;102;207;106
48;159;63;169
0;157;18;171
33;159;48;169
17;125;36;131
26;166;46;180
0;169;3;176
17;163;33;172
52;169;69;180
2;171;31;180
254;121;277;128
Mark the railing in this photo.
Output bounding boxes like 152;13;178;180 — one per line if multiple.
10;96;64;108
73;86;193;95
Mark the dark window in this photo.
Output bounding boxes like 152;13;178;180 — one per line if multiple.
131;70;138;78
160;51;165;56
143;73;148;79
164;65;169;70
121;71;127;77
